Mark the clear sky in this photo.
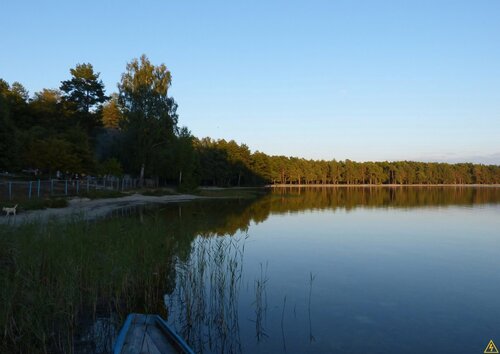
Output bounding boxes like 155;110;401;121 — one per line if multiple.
1;0;499;164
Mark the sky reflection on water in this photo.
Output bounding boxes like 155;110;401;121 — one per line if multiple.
166;188;500;354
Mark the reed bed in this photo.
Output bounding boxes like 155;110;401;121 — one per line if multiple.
0;215;179;353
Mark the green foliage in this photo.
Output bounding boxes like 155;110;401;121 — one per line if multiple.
195;137;263;187
60;63;108;133
102;94;123;129
60;63;108;113
98;158;123;177
193;138;500;186
170;127;199;188
117;55;178;181
118;54;172;113
25;137;80;176
29;89;71;132
0;90;19;171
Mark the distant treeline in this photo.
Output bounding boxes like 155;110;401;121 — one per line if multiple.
195;138;500;185
1;56;499;187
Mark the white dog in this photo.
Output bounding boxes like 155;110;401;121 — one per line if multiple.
2;204;18;216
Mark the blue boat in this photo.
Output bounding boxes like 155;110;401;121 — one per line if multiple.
114;314;195;354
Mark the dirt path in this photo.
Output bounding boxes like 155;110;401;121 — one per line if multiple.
0;193;205;225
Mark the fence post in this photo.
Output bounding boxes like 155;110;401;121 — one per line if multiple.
76;180;79;194
8;182;12;200
28;181;32;199
50;179;54;195
37;179;41;198
65;180;68;196
87;179;89;192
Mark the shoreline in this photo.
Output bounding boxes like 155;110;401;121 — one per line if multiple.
267;184;500;187
0;193;207;225
1;184;498;224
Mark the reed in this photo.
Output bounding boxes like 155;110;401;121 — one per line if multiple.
166;234;247;354
308;272;316;343
253;262;269;342
0;215;178;353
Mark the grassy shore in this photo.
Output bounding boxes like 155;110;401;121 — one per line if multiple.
0;187;265;213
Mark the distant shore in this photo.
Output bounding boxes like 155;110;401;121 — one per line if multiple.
268;184;500;187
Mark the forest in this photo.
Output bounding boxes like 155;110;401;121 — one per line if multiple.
1;55;499;187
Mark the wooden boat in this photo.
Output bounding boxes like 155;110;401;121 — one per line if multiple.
114;313;195;354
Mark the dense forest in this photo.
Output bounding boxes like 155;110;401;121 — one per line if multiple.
1;55;499;187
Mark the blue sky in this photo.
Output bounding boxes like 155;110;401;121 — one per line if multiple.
1;0;499;163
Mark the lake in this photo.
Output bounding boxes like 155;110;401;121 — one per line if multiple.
2;186;499;353
163;187;500;354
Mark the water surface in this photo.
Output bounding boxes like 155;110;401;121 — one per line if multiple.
161;187;500;354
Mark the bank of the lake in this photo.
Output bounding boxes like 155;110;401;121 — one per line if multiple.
0;188;268;225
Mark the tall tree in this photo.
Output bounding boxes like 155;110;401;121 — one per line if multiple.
60;63;108;132
118;55;178;184
102;94;123;129
29;89;68;130
60;63;108;113
172;127;199;188
0;83;19;170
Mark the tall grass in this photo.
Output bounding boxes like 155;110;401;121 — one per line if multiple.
0;215;179;353
166;234;247;354
253;262;269;342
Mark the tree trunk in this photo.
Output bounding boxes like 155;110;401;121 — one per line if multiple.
139;163;145;187
179;171;182;185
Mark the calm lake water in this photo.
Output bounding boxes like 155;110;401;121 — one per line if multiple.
149;187;500;354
